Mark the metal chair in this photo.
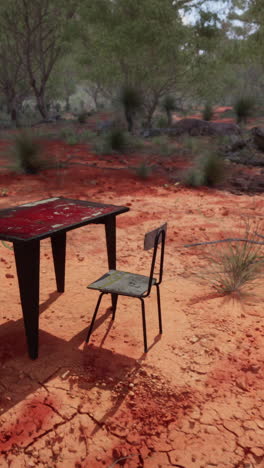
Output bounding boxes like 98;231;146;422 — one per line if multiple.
85;223;167;353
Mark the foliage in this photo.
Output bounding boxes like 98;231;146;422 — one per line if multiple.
119;85;143;132
199;221;264;294
150;135;176;157
161;95;176;126
94;127;128;154
185;148;225;187
105;128;128;152
135;161;152;179
78;112;88;124
79;0;190;127
154;115;168;128
202;103;214;121
12;131;43;174
233;96;255;124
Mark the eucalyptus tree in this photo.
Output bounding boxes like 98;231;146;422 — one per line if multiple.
0;0;79;119
79;0;196;126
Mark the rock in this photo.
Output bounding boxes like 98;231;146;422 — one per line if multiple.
251;126;264;151
142;128;163;137
169;118;241;136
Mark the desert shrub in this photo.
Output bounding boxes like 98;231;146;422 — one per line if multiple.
185;149;225;187
60;128;74;140
105;128;128;152
198;221;264;294
202;103;214;121
78;112;88;124
154;115;168;128
66;135;79;145
135;161;152;179
79;129;97;143
151;135;175;157
94;128;128;154
184;167;205;187
13;131;43;174
233;96;255;124
179;135;205;155
201;152;225;186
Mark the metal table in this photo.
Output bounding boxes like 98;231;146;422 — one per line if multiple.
0;197;129;359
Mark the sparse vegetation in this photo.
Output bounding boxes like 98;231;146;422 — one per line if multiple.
185;148;225;187
78;112;88;124
233;96;256;124
198;221;264;294
202;103;214;121
12;131;43;174
135;161;152;179
161;95;176;126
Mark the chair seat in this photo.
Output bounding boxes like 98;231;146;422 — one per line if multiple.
87;269;156;297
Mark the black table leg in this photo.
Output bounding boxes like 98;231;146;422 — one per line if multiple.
14;240;40;359
105;216;118;311
51;232;66;293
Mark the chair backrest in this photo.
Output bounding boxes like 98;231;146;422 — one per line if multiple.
143;223;167;296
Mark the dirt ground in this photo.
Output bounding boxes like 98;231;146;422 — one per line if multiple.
0;111;264;468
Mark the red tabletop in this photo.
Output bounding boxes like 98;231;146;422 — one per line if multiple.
0;197;129;242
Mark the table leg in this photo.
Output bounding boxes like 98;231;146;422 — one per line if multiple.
51;232;66;293
14;240;40;359
105;216;118;311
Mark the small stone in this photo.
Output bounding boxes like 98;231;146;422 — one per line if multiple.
5;273;14;279
61;370;70;380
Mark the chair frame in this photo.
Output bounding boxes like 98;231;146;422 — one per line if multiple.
86;224;167;353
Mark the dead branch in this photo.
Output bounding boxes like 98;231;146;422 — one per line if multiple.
184;238;264;248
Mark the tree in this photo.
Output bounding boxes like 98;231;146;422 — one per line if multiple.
0;11;29;125
0;0;78;118
79;0;192;126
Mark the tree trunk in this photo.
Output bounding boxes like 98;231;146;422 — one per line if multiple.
11;108;18;126
166;109;172;127
125;108;133;132
65;96;70;112
35;91;48;118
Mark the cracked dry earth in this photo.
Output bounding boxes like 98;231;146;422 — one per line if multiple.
0;140;264;468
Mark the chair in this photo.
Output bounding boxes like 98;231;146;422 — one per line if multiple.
85;223;167;353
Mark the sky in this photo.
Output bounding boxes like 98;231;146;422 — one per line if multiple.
181;1;231;24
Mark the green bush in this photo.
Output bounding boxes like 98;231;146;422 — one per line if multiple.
79;129;97;143
105;128;128;152
78;112;88;124
66;135;79;145
233;96;255;124
199;222;264;294
13;131;43;174
161;95;176;126
202;103;214;121
151;135;175;157
185;150;225;187
135;162;152;179
154;115;168;128
94;128;128;154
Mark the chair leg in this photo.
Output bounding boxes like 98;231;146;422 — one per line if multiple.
86;292;105;343
155;284;163;334
112;295;118;321
139;298;148;353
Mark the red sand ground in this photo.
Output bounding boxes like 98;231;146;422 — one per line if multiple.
0;115;264;468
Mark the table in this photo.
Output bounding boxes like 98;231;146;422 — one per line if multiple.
0;197;129;359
